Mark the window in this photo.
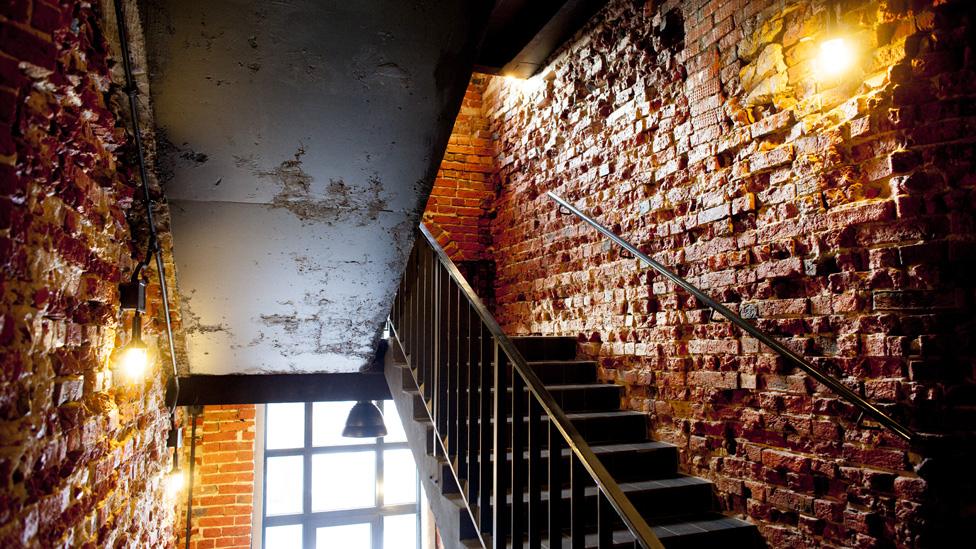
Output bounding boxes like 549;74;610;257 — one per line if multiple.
261;400;421;549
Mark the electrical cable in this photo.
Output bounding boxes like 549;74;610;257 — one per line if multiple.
111;0;180;419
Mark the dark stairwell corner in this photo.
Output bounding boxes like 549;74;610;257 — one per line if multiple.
2;0;975;548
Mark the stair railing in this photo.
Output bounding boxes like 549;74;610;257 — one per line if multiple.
389;224;664;549
547;192;915;443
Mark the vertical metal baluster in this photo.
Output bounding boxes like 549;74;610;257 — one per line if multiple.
442;274;454;456
456;288;469;482
464;303;481;505
466;302;479;502
527;397;542;549
479;324;493;535
548;422;563;549
511;369;526;548
437;264;450;440
597;491;612;548
570;454;585;549
492;340;510;549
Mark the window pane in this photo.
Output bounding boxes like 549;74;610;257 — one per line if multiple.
316;523;370;549
266;455;304;515
384;514;417;549
266;403;305;449
383;400;407;442
382;449;417;505
265;524;302;549
312;452;376;511
313;401;375;446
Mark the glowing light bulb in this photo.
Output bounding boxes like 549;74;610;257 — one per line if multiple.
164;470;185;498
817;37;855;77
119;339;148;381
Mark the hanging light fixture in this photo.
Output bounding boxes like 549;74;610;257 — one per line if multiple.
164;411;185;498
118;277;149;381
815;0;857;78
343;401;388;438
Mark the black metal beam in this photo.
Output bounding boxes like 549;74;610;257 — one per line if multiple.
172;373;392;405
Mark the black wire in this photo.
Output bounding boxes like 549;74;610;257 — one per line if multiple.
112;0;180;418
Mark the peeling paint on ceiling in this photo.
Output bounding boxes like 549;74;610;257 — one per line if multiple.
142;0;491;374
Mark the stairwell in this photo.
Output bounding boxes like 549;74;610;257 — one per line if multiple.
382;224;763;548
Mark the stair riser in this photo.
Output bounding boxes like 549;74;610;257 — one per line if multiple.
466;448;679;483
500;482;713;525
511;337;579;361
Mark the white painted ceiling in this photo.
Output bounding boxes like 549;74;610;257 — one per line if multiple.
142;0;491;374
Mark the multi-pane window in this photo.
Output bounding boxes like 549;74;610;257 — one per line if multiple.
261;400;421;549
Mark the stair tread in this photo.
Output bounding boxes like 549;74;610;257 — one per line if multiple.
504;475;711;504
483;440;675;462
559;515;756;547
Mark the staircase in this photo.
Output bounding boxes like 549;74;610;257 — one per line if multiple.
385;332;759;548
383;224;761;548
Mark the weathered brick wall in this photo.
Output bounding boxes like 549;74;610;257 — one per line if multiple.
424;75;496;263
0;0;179;546
484;0;975;546
175;405;256;549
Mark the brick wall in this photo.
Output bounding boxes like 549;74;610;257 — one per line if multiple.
424;74;496;263
0;0;178;546
482;0;975;546
175;405;256;549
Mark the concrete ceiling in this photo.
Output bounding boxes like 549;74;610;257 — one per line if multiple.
142;0;492;374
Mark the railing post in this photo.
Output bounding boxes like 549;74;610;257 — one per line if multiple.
457;291;470;480
479;323;493;535
511;372;526;547
527;397;542;549
492;341;510;549
548;422;564;549
570;454;585;549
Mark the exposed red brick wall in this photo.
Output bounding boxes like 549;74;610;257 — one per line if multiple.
175;405;256;549
424;75;495;263
483;0;975;546
0;0;178;546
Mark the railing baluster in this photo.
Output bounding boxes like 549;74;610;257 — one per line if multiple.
466;301;479;501
436;263;449;440
598;491;613;548
479;323;493;534
442;272;455;455
492;340;510;549
511;370;527;548
457;291;470;480
570;455;585;549
548;422;564;549
527;397;542;549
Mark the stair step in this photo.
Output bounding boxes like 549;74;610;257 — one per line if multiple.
486;411;649;445
525;360;598;385
474;441;679;482
538;514;758;549
501;476;713;522
508;383;622;413
512;336;579;361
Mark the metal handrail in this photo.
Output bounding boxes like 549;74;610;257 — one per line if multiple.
547;192;915;443
412;223;664;548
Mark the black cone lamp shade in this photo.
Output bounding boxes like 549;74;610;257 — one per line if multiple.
343;401;388;438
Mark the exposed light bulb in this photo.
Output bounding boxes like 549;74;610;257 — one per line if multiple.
120;339;148;381
164;469;185;498
817;37;855;77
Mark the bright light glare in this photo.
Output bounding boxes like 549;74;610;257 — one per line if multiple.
817;37;855;77
119;344;148;381
164;470;185;498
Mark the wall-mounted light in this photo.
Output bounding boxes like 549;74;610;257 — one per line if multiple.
118;278;148;381
343;401;388;438
814;1;857;79
164;417;185;498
